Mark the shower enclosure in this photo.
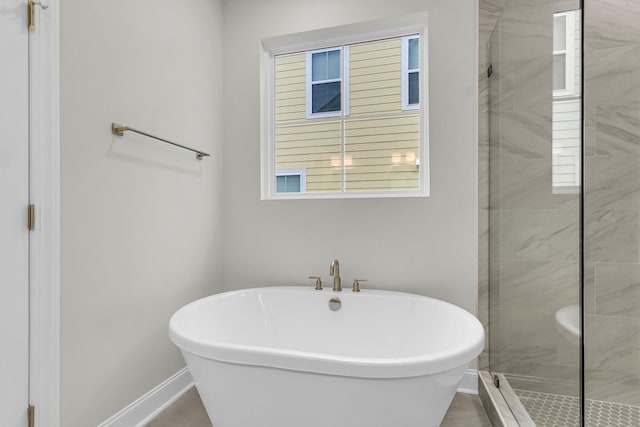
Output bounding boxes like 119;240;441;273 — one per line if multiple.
487;0;640;425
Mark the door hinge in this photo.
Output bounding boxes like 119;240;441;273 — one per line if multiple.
28;405;35;427
27;0;49;31
493;374;500;388
487;64;493;78
28;204;35;231
27;0;35;31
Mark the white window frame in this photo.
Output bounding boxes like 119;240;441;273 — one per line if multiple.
553;11;576;98
305;47;349;119
276;168;307;193
401;35;420;110
260;13;430;200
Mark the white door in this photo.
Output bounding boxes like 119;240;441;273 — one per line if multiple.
0;0;31;425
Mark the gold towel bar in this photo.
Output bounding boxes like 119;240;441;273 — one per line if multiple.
111;123;210;160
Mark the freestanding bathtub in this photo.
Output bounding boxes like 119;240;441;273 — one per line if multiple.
169;286;484;427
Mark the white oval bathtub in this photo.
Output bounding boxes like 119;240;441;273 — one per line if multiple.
170;286;484;427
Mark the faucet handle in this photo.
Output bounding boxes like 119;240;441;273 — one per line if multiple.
309;276;323;290
352;279;367;293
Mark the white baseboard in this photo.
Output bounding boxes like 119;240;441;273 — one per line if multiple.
98;367;194;427
457;369;479;395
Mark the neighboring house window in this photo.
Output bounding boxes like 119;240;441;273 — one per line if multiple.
261;15;428;199
552;10;581;194
276;169;307;193
553;11;576;97
306;48;346;117
402;35;420;110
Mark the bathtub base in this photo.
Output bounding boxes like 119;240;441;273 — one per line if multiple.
184;352;467;427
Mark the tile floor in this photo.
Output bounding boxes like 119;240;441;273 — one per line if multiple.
146;387;492;427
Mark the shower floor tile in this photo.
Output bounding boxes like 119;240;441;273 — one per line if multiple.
515;389;640;427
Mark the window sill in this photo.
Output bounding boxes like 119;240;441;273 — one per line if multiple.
263;189;429;200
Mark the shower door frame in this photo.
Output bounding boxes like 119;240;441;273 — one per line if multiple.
578;1;585;426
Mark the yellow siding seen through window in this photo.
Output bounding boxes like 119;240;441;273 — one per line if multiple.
345;115;419;191
275;53;306;122
349;38;403;116
276;122;342;192
273;35;421;193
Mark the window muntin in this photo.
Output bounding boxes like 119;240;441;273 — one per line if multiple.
264;22;428;200
402;35;420;110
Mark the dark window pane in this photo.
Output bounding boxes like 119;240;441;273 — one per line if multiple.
408;71;419;105
276;175;301;193
553;15;566;51
408;38;419;70
327;50;341;80
312;52;327;81
287;175;301;192
553;53;566;91
312;50;340;82
312;81;341;113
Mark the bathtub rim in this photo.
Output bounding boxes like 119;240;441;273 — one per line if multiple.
169;286;484;379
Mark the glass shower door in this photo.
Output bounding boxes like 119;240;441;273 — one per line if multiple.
488;0;582;425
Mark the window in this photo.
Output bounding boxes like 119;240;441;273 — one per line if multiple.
276;169;307;193
261;15;429;199
402;36;420;110
306;48;346;117
553;12;576;97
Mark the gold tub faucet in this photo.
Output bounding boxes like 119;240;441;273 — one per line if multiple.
330;259;341;291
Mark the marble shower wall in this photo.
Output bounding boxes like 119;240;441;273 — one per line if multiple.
487;0;581;393
584;0;640;407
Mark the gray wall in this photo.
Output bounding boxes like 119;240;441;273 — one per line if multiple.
60;0;225;425
222;0;479;315
60;1;480;424
584;0;640;406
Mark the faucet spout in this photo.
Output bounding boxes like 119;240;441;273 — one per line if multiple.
330;259;341;291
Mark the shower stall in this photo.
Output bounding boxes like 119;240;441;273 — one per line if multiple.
486;0;640;425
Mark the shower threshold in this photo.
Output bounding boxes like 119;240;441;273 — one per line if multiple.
479;371;535;427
